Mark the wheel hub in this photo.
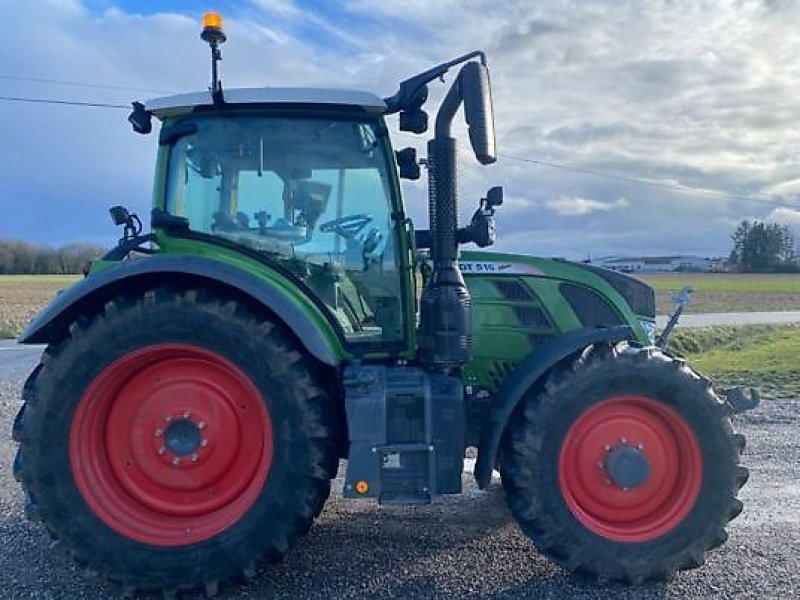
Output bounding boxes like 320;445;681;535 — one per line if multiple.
605;444;651;489
163;418;203;457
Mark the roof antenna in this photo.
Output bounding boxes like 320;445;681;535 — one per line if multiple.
201;12;226;106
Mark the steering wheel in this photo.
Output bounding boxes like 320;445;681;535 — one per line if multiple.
319;214;373;239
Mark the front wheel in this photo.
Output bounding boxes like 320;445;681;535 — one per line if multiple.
14;287;340;595
500;344;748;583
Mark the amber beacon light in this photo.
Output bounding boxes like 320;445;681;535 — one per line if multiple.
201;12;226;44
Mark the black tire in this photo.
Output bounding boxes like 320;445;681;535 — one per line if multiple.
13;286;340;596
500;343;748;584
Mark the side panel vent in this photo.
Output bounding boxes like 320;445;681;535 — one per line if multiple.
560;283;623;327
527;333;551;348
492;278;534;301
513;306;551;328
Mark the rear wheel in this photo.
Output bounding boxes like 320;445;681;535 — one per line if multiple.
14;287;340;595
500;344;748;583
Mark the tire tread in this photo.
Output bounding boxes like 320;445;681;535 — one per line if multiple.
14;285;340;597
499;342;748;584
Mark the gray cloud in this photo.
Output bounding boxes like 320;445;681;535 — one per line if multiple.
544;195;629;216
2;0;800;261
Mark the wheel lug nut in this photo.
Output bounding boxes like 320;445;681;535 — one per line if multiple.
165;416;172;422
201;439;209;448
604;445;611;452
157;447;166;455
172;457;180;466
597;461;604;469
154;429;163;438
637;443;644;450
620;437;627;444
190;454;199;463
182;410;191;419
198;421;207;430
603;478;611;485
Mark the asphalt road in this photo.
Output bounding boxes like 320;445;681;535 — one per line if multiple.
0;343;798;599
656;310;800;328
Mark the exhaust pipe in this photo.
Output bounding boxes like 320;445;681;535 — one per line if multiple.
418;61;495;371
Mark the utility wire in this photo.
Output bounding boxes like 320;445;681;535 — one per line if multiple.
0;74;173;95
396;129;798;210
500;153;720;196
1;91;797;212
498;153;797;211
0;96;129;109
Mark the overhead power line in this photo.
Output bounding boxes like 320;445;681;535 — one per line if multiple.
0;95;129;109
1;90;797;213
499;153;718;195
498;153;797;211
0;74;173;95
395;129;799;211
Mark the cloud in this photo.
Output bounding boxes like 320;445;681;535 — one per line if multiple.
3;0;800;261
767;207;800;226
544;196;629;216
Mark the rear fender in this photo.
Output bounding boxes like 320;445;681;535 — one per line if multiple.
474;326;633;488
20;255;343;366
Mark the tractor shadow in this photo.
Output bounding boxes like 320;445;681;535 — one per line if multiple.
0;475;705;600
225;471;675;600
0;462;682;600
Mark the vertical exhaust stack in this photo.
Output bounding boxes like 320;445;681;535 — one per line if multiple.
419;61;496;371
419;134;470;370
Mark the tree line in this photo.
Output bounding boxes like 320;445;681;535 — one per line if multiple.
3;220;798;275
728;220;799;273
0;239;106;275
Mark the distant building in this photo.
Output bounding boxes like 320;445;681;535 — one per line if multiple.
587;255;716;273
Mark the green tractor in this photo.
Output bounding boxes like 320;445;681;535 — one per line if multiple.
13;14;748;596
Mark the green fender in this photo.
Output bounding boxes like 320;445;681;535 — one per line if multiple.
20;255;343;366
474;325;633;488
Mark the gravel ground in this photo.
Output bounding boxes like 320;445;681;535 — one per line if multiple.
0;344;797;599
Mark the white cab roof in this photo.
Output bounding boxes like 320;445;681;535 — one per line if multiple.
146;87;387;118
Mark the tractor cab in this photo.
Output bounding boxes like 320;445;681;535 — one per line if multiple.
125;13;499;362
146;90;407;345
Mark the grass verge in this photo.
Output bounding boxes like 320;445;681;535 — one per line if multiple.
669;324;800;401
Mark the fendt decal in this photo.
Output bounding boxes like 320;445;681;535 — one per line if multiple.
459;261;544;275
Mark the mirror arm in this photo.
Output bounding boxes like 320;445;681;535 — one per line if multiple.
384;50;486;114
434;70;465;138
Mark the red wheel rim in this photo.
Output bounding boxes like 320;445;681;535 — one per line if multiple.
70;344;272;546
558;395;702;542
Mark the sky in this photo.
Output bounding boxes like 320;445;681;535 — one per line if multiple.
2;0;800;260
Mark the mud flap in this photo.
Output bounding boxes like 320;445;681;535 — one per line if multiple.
725;387;761;414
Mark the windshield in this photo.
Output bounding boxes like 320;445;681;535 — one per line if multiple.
164;114;404;344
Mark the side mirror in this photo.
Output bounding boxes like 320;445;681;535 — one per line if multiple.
461;62;496;165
